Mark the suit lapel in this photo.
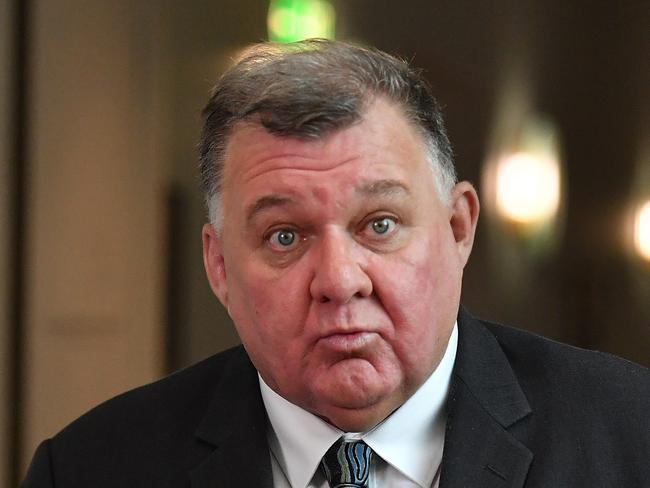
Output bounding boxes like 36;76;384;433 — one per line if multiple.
440;309;533;487
190;347;274;488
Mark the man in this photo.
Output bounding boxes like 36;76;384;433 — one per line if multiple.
23;39;649;487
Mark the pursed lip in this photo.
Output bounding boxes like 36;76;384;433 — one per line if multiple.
317;330;378;351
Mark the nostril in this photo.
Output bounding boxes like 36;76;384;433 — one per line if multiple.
319;296;330;304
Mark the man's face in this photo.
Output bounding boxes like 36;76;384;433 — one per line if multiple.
203;98;478;431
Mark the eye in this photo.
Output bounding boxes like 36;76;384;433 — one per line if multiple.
368;216;397;236
267;228;300;250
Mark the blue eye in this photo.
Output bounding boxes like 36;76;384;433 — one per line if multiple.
268;229;298;249
370;217;396;235
277;230;295;245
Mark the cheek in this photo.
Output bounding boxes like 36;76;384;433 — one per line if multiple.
227;262;311;347
370;234;461;359
226;266;314;392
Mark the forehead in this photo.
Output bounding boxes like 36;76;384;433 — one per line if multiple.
221;98;433;214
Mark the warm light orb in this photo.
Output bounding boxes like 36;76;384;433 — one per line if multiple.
268;0;335;43
635;200;650;261
496;152;560;224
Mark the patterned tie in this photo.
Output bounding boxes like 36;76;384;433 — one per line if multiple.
320;438;374;487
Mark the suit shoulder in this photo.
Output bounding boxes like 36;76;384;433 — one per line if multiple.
454;312;650;483
482;319;650;404
53;345;247;447
28;345;257;484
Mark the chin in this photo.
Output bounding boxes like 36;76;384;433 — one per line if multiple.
309;385;401;430
321;403;391;432
313;378;389;409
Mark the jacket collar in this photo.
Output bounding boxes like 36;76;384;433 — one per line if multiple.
191;347;273;488
440;308;533;487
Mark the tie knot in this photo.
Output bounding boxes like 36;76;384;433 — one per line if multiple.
320;438;374;487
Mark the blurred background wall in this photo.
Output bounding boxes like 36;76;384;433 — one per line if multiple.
1;0;649;485
1;0;13;484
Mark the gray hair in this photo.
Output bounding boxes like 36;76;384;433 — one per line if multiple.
199;39;457;227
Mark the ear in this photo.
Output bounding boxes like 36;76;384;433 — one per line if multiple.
202;223;229;308
449;181;480;268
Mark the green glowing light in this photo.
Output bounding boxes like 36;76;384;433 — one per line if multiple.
268;0;336;43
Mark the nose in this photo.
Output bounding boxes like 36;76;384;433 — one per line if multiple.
309;229;373;304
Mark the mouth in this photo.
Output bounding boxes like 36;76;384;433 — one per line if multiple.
318;331;378;352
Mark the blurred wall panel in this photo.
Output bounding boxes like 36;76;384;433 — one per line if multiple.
0;0;12;484
21;0;169;473
161;0;268;369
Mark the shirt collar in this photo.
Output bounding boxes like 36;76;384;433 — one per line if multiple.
260;376;340;488
259;323;458;488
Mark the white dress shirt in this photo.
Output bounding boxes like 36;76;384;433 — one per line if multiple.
259;323;458;488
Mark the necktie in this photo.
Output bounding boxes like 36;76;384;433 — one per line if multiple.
320;438;374;487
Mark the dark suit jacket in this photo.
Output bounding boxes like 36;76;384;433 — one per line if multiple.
22;309;650;487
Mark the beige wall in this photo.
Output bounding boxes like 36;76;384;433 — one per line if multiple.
0;0;13;485
21;0;169;472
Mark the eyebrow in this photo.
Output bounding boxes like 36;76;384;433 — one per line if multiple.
356;179;411;198
246;195;295;223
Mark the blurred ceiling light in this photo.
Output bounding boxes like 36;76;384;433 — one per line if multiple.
268;0;335;43
634;200;650;261
496;151;561;224
483;114;563;241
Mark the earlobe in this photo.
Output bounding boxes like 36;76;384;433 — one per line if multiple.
202;223;229;307
449;181;480;267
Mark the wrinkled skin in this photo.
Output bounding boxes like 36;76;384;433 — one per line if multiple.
203;97;479;431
